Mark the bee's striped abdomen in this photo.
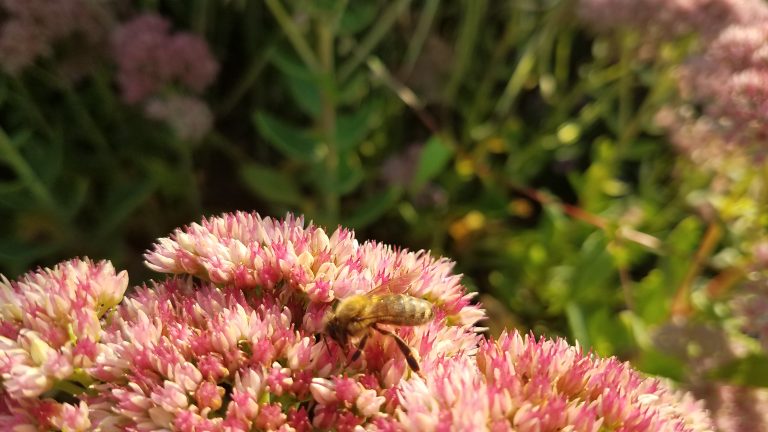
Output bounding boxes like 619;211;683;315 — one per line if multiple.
372;294;434;326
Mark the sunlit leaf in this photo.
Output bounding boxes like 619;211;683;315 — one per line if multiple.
411;135;454;191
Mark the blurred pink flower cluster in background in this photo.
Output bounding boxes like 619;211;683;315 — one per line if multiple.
0;213;714;431
0;5;219;142
580;0;768;163
111;13;218;104
0;0;109;76
577;0;768;40
112;13;219;141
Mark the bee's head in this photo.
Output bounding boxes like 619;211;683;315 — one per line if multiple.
324;317;348;347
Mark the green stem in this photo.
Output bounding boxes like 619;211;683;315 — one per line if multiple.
554;26;573;91
444;0;487;105
617;58;677;148
176;140;202;214
318;21;339;220
616;31;636;154
265;0;321;72
494;1;568;117
61;85;111;156
10;80;56;141
32;67;111;156
493;35;537;117
0;127;58;211
467;6;518;126
191;0;209;34
338;0;411;82
208;131;249;161
401;0;440;77
217;36;280;116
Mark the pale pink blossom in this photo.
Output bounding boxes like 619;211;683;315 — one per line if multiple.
145;94;214;142
112;13;219;103
397;331;714;431
0;259;128;399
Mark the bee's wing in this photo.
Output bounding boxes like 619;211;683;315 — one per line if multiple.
367;270;420;295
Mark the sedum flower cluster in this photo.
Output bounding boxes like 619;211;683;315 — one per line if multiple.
0;213;713;431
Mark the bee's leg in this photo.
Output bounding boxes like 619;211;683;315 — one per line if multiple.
372;324;421;373
350;333;369;363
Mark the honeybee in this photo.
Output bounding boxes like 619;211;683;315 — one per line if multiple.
324;272;434;372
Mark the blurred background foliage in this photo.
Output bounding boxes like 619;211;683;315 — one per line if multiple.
2;0;768;426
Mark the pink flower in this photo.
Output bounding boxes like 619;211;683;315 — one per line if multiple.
397;332;714;432
733;280;768;353
0;393;91;432
0;0;109;75
696;384;768;431
145;94;214;142
0;259;128;399
144;212;485;329
578;0;768;40
112;13;219;103
0;213;714;431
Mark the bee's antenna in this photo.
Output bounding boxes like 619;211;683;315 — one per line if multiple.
322;333;332;357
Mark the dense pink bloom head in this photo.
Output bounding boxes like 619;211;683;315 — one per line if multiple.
0;213;715;430
112;13;219;103
397;332;714;431
0;259;127;430
0;259;128;399
144;212;484;329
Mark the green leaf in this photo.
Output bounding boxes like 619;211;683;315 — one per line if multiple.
97;177;157;237
571;232;614;302
338;2;379;35
55;176;89;220
634;349;686;381
335;155;365;195
0;237;62;276
239;163;304;205
565;301;590;349
411;135;454;191
0;180;24;194
308;154;364;195
271;48;314;79
710;355;768;387
343;187;403;229
285;75;321;117
253;111;320;163
336;101;378;153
